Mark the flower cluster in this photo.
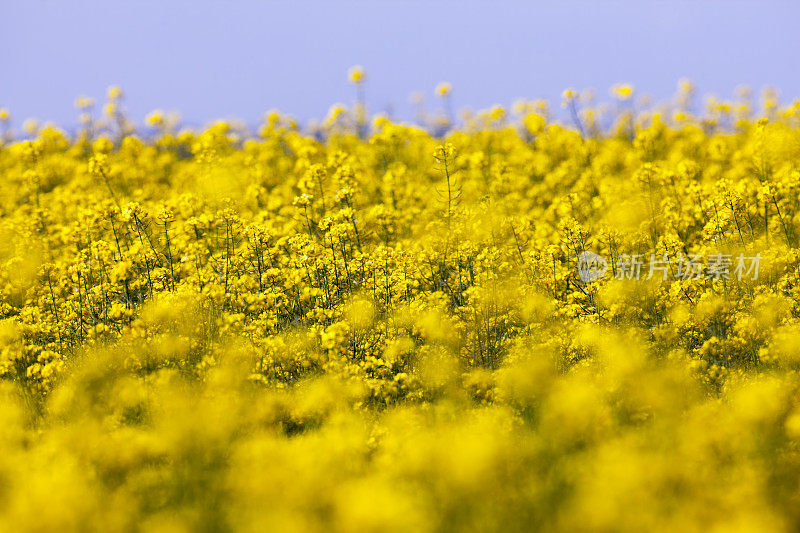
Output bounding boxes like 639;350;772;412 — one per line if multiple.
1;78;800;530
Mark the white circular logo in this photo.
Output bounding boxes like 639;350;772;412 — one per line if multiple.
577;251;608;283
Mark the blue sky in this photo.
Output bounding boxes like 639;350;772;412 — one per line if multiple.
3;1;800;128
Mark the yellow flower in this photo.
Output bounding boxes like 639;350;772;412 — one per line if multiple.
611;83;634;100
107;85;123;100
348;65;366;84
145;110;164;127
489;105;506;121
22;118;38;134
5;74;800;533
104;103;118;118
678;78;694;93
93;137;113;155
435;82;452;97
74;95;94;109
327;103;346;124
433;142;456;161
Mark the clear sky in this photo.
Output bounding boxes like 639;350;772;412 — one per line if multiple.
3;0;800;128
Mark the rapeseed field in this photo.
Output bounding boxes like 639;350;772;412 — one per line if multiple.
1;78;800;531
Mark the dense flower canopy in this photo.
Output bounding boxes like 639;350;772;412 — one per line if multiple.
1;82;800;531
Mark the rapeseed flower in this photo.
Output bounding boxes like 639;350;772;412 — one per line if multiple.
0;74;799;531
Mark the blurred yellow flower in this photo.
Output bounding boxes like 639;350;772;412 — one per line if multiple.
435;81;452;97
348;65;366;84
611;83;634;100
